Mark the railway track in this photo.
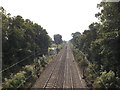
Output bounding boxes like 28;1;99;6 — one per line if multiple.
32;44;87;89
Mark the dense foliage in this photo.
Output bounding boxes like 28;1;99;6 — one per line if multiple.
3;56;50;88
1;7;51;79
71;2;120;88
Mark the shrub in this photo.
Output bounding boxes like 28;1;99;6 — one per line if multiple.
93;70;120;88
3;71;26;88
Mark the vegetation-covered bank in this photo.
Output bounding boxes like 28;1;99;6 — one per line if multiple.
1;6;52;86
71;2;120;88
2;55;54;88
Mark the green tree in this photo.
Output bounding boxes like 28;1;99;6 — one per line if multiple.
71;2;120;88
54;34;63;45
1;7;51;79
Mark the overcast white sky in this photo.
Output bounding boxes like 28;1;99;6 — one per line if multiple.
1;0;102;41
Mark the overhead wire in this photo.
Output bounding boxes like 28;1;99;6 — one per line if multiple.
0;49;48;73
85;56;108;89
